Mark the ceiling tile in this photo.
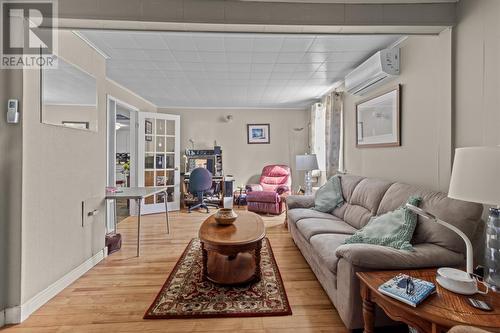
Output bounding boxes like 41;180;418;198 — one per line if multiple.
224;37;254;52
162;35;197;51
132;33;168;49
193;36;225;52
276;52;305;63
280;37;315;52
227;52;252;63
171;51;201;62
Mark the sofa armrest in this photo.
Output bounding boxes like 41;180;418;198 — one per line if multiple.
335;243;464;270
286;195;315;210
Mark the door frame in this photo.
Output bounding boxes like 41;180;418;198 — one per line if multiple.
106;94;139;233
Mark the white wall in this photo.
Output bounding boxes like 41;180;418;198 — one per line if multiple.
42;104;98;131
20;30;157;305
343;33;453;192
0;69;23;313
454;0;500;148
158;108;309;190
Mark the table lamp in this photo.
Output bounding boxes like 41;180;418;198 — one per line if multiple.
296;154;319;195
448;146;500;292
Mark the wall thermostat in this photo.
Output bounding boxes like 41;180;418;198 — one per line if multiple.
7;99;19;124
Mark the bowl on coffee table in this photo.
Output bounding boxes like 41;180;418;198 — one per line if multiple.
214;208;238;225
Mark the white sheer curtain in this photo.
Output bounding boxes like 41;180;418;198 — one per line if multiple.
309;91;344;184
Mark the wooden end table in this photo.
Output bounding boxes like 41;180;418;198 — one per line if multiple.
280;193;289;228
198;211;265;285
357;269;500;333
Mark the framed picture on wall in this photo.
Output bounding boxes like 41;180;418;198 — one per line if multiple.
247;124;270;144
145;120;153;134
356;85;401;148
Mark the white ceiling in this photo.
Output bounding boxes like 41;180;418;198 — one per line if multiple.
80;31;401;108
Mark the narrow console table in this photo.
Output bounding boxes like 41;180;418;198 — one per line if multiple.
105;187;170;256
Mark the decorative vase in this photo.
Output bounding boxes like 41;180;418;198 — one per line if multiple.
485;207;500;292
214;208;238;225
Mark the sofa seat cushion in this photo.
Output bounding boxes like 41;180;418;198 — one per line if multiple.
310;233;351;274
287;208;337;226
297;218;357;241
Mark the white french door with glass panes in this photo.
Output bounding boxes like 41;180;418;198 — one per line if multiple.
137;112;180;214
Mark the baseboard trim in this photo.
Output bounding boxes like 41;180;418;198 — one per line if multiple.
5;249;105;324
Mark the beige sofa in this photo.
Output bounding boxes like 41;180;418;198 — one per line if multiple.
286;174;483;330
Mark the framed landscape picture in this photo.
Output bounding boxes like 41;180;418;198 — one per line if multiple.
356;85;401;148
247;124;270;144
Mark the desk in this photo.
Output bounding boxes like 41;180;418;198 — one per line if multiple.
105;187;169;256
182;174;229;208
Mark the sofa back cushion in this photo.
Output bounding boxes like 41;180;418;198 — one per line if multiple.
341;177;393;229
332;174;364;220
378;182;484;254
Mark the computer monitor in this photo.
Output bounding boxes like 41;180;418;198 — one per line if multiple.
187;157;215;174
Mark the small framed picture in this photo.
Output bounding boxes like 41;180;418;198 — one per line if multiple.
356;85;401;148
145;120;153;134
247;124;270;144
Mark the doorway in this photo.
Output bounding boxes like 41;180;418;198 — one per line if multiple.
106;95;138;233
106;97;181;234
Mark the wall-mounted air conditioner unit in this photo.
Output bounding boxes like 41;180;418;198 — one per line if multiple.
345;48;400;96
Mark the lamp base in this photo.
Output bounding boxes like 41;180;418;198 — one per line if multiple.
304;171;313;196
485;207;500;292
436;267;479;295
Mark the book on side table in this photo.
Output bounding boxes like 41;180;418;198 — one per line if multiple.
378;273;436;307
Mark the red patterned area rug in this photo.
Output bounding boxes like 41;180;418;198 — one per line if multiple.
144;238;292;319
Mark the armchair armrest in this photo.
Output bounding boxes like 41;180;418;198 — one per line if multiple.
275;185;290;195
246;184;263;192
335;243;464;270
286;195;315;210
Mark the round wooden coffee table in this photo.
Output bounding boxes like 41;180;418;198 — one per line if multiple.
198;211;265;285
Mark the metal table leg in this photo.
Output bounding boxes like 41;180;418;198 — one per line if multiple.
113;198;118;234
136;198;142;257
164;190;170;234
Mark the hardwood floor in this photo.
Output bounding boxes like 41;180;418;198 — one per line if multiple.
2;208;350;333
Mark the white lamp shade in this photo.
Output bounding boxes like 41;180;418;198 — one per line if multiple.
296;154;319;171
448;147;500;206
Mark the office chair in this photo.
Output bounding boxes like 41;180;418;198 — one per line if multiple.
188;167;219;213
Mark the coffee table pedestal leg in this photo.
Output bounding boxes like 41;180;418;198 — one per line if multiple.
253;241;262;282
201;242;208;281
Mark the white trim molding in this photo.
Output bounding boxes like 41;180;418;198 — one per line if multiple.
4;249;105;324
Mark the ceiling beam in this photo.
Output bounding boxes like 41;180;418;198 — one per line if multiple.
57;0;456;33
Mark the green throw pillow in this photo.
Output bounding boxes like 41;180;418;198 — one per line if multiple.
312;175;344;213
344;196;422;251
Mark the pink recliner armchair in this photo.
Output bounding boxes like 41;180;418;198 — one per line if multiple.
246;165;291;215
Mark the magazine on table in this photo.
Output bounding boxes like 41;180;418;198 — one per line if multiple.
378;273;436;307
